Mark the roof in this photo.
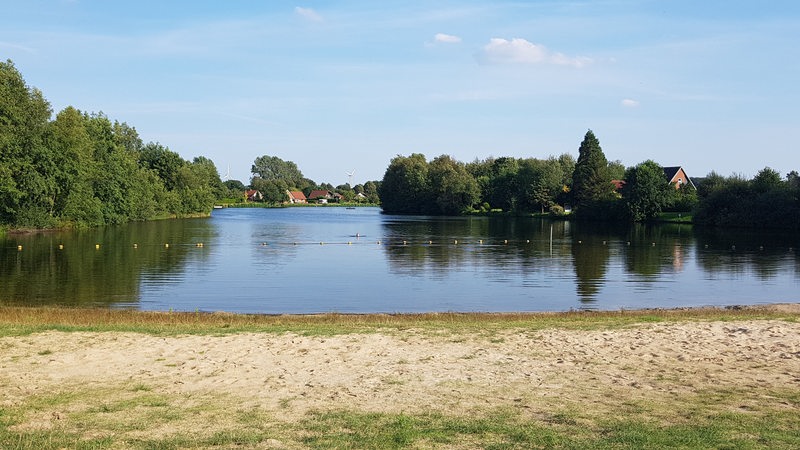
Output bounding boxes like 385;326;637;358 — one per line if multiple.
663;166;682;182
288;191;306;200
307;190;332;199
663;166;696;189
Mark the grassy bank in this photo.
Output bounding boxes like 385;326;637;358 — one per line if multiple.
0;304;797;337
1;304;798;449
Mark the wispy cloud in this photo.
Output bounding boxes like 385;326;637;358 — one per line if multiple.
621;98;640;107
476;38;591;68
434;33;461;44
295;7;323;22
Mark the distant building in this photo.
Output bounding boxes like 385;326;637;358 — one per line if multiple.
245;190;263;202
307;190;333;203
286;190;307;204
663;166;695;189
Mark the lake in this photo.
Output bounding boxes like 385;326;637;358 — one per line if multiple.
1;207;799;313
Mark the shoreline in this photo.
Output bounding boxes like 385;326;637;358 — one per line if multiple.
1;305;798;448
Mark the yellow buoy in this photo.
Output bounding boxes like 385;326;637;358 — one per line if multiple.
503;240;508;244
454;239;458;245
133;243;138;249
165;243;169;248
95;244;100;250
17;245;22;251
479;240;483;244
58;244;64;250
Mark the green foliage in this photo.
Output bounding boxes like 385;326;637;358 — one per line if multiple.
0;60;221;229
693;168;800;229
428;155;480;214
378;153;433;213
250;155;304;187
571;130;613;212
622;160;674;222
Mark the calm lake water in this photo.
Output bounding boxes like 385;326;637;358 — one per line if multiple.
2;207;799;313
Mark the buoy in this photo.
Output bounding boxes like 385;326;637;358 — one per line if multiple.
403;241;407;245
133;243;138;249
603;241;607;245
479;240;483;244
526;240;530;244
95;244;100;250
759;246;764;251
320;242;324;245
17;245;22;251
165;243;169;248
196;243;204;248
348;242;352;245
651;242;656;247
429;240;433;245
627;241;631;246
58;244;64;250
577;240;582;244
503;240;508;245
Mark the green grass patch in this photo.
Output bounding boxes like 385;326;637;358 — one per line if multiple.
0;304;796;338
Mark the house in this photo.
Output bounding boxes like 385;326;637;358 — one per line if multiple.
245;190;263;202
307;190;333;203
286;190;307;204
611;180;626;191
663;166;695;189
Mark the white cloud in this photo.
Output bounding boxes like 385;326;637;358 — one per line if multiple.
434;33;461;44
621;98;640;108
476;38;591;68
295;7;323;22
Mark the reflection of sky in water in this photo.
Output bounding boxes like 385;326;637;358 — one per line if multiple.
2;207;799;313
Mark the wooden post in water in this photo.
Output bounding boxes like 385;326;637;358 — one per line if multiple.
549;224;553;255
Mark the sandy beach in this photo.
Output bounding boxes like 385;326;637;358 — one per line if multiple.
2;310;799;446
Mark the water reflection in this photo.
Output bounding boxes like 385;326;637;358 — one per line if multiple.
0;218;215;306
1;208;798;313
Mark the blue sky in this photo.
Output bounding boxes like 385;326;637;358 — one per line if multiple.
2;1;798;186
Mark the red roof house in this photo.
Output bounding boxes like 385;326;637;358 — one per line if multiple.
286;190;307;204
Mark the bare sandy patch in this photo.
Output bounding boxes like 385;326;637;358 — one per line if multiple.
1;319;799;435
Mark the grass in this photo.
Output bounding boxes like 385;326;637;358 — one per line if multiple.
1;304;798;448
0;304;796;338
2;390;798;449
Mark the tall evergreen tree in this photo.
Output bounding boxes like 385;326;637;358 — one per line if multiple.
571;130;612;210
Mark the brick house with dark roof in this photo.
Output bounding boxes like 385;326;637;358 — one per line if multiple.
663;166;695;189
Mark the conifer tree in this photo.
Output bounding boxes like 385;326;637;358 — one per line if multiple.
571;130;611;209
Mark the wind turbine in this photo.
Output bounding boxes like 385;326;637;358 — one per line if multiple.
223;164;231;181
346;169;355;187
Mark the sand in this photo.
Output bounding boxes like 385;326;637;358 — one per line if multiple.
2;317;799;427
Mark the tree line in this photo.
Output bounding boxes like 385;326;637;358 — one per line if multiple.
1;60;223;228
245;154;381;204
378;130;800;230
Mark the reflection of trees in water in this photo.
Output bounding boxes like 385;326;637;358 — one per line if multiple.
569;225;610;306
622;223;694;278
693;227;800;280
381;216;570;278
0;218;216;306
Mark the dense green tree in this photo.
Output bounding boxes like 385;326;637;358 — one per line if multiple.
379;153;431;214
607;160;626;181
0;59;54;226
571;130;612;211
486;157;520;211
139;142;186;191
363;180;380;203
251;155;304;183
621;160;674;221
517;157;564;213
427;155;480;214
251;178;289;203
751;167;783;193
